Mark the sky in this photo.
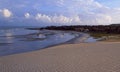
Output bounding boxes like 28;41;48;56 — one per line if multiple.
0;0;120;26
96;0;120;8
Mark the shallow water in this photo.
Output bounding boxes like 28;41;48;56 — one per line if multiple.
0;27;98;56
0;28;78;56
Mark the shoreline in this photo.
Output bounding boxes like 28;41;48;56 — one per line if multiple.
0;29;96;57
0;30;119;57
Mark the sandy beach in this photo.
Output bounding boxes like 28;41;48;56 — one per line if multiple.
0;42;120;72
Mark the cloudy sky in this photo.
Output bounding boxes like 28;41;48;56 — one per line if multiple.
0;0;120;26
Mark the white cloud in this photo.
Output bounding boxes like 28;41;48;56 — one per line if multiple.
35;13;81;25
95;14;112;25
2;9;12;18
35;13;51;23
32;0;114;25
1;0;120;25
23;0;115;25
25;13;30;18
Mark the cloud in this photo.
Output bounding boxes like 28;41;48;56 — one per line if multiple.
2;9;12;18
25;13;30;18
1;0;120;26
30;0;118;25
93;14;112;25
24;0;112;25
35;13;81;25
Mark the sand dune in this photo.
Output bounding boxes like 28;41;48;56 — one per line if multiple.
0;42;120;72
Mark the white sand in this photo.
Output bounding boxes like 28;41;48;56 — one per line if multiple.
0;42;120;72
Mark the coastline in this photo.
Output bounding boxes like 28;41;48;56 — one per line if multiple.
0;42;120;72
0;28;120;72
0;29;80;56
0;29;98;56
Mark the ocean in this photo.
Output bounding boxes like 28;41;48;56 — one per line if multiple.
0;27;97;56
0;27;79;56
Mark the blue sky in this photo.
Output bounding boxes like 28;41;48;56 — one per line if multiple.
96;0;120;8
0;0;120;26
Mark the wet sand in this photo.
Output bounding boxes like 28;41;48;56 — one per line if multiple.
0;42;120;72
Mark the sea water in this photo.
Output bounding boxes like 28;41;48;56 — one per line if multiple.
0;27;98;56
0;27;77;56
